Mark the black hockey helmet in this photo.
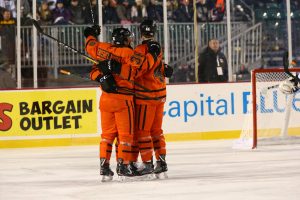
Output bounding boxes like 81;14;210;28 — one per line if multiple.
140;19;157;37
111;28;134;45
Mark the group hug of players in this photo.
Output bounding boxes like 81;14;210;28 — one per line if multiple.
84;19;173;181
83;18;300;182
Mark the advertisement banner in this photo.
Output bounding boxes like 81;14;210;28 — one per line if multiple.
0;88;99;137
1;83;300;148
163;83;300;133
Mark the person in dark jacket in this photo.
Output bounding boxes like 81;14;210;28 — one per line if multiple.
52;0;72;24
0;60;16;89
69;0;85;24
147;0;163;22
173;0;193;22
0;9;15;65
198;38;228;83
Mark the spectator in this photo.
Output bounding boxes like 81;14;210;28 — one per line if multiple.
69;0;85;24
19;0;32;25
21;0;31;18
46;0;58;11
103;0;120;24
0;6;4;19
166;0;177;22
173;0;193;22
211;0;225;22
52;0;71;25
196;0;214;22
173;64;195;83
147;0;163;22
198;38;228;83
0;9;15;65
101;0;110;24
84;0;98;24
116;0;132;25
0;0;16;18
38;0;53;25
131;0;147;23
0;62;16;89
235;64;250;81
65;0;85;7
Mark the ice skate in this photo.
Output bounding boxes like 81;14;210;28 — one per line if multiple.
116;159;138;181
138;161;154;175
129;162;141;176
134;160;155;180
100;159;114;182
154;155;168;179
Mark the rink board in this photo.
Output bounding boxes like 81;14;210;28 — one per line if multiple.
1;83;300;148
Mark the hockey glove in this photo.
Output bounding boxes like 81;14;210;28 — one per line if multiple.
97;59;122;75
164;64;173;78
84;25;101;38
95;73;118;93
279;77;300;94
97;60;111;74
147;41;161;61
110;59;122;74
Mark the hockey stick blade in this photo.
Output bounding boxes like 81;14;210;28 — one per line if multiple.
59;69;91;81
31;19;44;34
60;69;71;75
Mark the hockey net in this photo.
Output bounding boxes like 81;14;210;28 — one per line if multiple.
234;68;300;149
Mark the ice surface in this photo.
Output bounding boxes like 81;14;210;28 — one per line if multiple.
1;140;300;200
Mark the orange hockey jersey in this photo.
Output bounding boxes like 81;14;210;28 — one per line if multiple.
85;35;156;100
134;42;167;104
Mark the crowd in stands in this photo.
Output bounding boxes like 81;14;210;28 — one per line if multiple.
0;0;225;26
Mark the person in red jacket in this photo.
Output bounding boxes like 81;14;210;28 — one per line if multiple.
84;25;161;181
132;19;173;178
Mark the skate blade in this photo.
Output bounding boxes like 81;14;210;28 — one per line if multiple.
117;175;136;182
101;175;113;182
135;173;156;181
117;174;156;182
155;172;168;179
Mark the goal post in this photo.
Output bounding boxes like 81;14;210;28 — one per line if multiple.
235;68;300;149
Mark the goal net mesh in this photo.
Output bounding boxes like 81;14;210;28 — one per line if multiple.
234;68;300;149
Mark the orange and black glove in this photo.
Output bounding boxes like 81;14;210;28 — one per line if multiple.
97;59;122;75
84;25;101;38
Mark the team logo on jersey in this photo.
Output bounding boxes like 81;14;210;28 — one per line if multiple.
97;49;111;60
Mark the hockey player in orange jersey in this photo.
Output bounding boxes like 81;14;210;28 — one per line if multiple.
84;25;161;181
132;19;173;178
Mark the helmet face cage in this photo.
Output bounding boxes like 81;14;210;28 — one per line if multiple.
140;19;157;37
112;28;134;45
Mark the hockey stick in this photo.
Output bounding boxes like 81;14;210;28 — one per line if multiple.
60;69;135;94
32;19;97;65
32;19;155;93
60;69;161;100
